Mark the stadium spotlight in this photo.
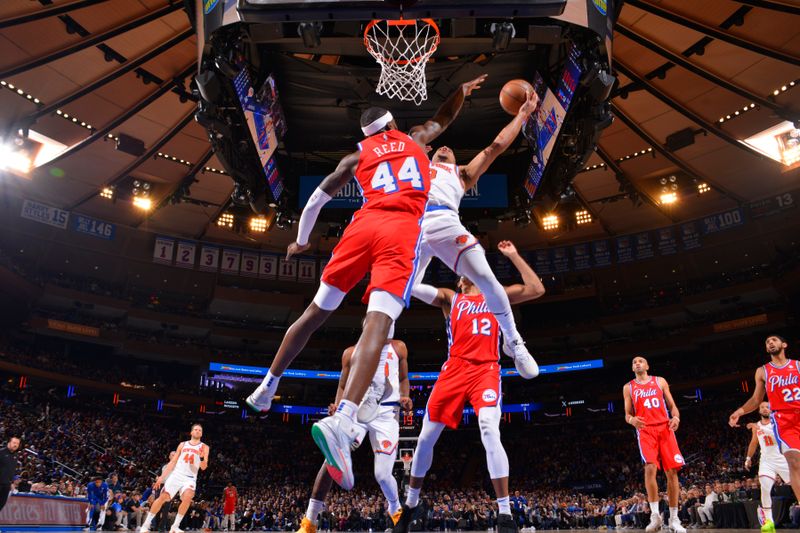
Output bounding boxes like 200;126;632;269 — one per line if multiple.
542;214;559;231
697;182;711;194
575;210;592;225
0;140;33;174
660;192;678;205
249;216;268;233
217;212;234;229
100;187;114;199
132;197;152;211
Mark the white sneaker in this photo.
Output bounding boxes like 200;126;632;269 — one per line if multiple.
311;415;356;490
504;338;539;379
170;528;184;533
645;514;663;533
138;528;149;533
357;381;385;423
246;386;273;413
669;520;685;533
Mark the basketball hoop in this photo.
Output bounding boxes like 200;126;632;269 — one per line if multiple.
401;454;413;473
364;18;440;105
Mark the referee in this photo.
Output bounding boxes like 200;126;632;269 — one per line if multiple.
0;436;21;514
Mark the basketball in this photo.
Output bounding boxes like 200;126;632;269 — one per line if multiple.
499;79;534;115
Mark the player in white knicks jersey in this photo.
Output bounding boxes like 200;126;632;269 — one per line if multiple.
140;424;209;533
412;89;540;379
298;329;412;533
745;402;791;533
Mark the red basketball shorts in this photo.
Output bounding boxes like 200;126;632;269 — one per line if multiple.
772;410;800;454
426;358;501;429
321;209;423;305
636;423;684;470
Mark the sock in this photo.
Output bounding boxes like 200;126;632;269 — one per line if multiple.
173;513;184;530
256;371;280;397
763;507;773;523
670;507;678;521
406;487;420;509
142;512;155;530
306;498;324;524
649;502;659;516
334;399;358;421
388;498;401;516
497;496;511;515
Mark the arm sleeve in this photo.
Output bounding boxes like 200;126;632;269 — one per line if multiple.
411;283;438;305
296;187;332;246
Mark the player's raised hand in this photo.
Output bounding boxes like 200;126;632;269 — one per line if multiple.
461;74;488;96
497;240;519;257
517;90;539;119
400;396;413;413
286;241;310;260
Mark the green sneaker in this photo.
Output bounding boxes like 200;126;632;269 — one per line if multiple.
761;519;776;533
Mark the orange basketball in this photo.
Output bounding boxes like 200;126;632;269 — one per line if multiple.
499;79;533;115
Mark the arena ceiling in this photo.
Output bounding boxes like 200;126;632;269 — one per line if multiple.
0;0;798;252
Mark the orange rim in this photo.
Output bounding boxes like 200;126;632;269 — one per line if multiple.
364;18;440;66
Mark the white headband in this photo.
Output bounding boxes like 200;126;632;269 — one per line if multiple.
361;111;393;136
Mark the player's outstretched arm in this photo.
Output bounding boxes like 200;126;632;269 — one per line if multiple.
498;240;545;304
659;377;681;431
744;425;759;470
409;75;487;146
461;90;538;190
730;367;766;426
411;283;456;310
287;151;360;259
394;340;413;412
623;385;645;429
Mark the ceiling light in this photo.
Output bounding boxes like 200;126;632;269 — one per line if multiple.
132;197;152;211
217;212;234;228
741;121;800;166
575;210;592;225
542;214;559;231
0;141;33;174
249;216;268;233
100;187;114;199
697;182;710;194
660;192;678;204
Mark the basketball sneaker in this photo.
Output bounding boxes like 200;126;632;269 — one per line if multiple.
645;513;663;533
311;415;356;490
391;504;415;533
169;528;184;533
390;509;403;526
296;517;317;533
245;386;273;413
669;519;686;533
357;380;386;424
761;520;776;533
497;513;519;533
503;339;539;379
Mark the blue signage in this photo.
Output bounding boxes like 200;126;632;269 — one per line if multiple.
72;214;115;240
298;174;508;209
209;359;603;380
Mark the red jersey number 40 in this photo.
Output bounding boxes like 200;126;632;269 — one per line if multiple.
642;398;662;409
371;156;424;194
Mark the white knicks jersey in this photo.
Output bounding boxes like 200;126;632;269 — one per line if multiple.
428;162;464;212
172;441;205;479
368;342;401;404
757;421;783;462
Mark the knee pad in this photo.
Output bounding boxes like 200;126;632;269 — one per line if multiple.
367;290;405;320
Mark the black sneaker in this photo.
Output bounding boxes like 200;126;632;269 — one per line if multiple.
497;514;519;533
392;504;416;533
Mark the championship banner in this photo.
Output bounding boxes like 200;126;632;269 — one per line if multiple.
175;242;196;269
656;227;677;256
551;247;570;273
259;253;278;279
72;214;115;240
278;257;297;281
591;240;611;267
571;243;591;270
153;237;175;265
702;208;744;234
490;253;514;281
615;235;633;263
680;221;701;250
240;251;260;277
633;232;654;261
199;245;220;272
220;249;241;274
298;258;316;283
20;199;69;229
532;249;552;275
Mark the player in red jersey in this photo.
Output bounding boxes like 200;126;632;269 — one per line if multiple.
730;335;800;509
222;481;237;531
246;75;487;491
392;240;544;533
623;357;685;533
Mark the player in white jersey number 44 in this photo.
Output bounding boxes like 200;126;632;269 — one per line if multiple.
412;89;540;379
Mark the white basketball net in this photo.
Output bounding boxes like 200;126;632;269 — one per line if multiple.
364;19;440;105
